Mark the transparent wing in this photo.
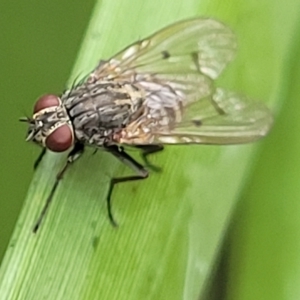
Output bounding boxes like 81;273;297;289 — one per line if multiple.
153;88;273;145
89;18;237;81
87;18;272;146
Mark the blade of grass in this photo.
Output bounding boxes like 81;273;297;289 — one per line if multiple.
0;0;280;299
225;9;300;300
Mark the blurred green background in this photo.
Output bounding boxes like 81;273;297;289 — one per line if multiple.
1;1;300;299
0;1;96;259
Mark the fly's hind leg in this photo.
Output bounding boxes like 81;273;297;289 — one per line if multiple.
105;145;149;227
137;145;164;172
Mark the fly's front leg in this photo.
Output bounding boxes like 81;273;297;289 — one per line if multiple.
105;145;149;227
137;145;164;172
33;142;84;233
34;148;46;169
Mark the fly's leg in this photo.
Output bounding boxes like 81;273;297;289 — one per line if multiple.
33;143;84;233
137;145;164;172
34;148;46;169
105;145;149;227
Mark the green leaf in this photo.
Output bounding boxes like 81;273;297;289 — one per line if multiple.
0;0;286;299
224;7;300;300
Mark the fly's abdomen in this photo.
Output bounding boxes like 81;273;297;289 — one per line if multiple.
61;81;144;146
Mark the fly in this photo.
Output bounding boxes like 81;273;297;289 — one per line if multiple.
20;18;273;232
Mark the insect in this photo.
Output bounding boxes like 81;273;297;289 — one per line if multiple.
21;18;273;232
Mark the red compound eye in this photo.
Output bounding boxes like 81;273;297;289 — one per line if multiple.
34;94;60;113
45;125;74;152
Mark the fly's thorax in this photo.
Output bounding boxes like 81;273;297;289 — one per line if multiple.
61;81;145;147
26;95;74;152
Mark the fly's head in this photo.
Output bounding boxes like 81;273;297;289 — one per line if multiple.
20;94;74;152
